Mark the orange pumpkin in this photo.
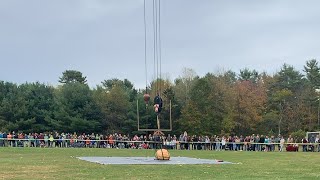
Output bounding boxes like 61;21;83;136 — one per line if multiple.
155;149;170;160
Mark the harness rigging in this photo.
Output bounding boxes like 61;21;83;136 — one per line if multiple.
138;0;172;161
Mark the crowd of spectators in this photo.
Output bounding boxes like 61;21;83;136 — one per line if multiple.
0;131;319;152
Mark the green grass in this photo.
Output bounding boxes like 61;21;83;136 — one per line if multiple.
0;148;319;180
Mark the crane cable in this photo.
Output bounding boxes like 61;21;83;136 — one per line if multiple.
144;0;148;93
158;0;162;95
153;0;162;96
153;0;157;95
145;0;162;96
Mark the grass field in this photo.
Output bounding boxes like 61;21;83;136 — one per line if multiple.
0;148;319;180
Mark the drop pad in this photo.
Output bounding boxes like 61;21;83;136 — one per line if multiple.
77;156;233;165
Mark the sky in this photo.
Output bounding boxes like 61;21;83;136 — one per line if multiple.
1;0;320;89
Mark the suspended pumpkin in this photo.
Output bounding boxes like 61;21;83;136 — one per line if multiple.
143;93;150;104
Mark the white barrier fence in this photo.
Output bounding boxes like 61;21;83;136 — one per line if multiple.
0;138;319;152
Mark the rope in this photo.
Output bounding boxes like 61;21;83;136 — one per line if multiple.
144;0;148;93
155;0;159;95
145;0;162;97
158;0;162;94
154;0;163;96
153;0;157;95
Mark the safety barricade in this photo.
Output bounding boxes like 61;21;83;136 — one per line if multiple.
0;138;319;152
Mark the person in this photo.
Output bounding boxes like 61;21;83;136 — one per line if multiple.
316;135;320;152
280;136;285;152
153;93;163;114
309;135;316;152
317;135;320;152
259;135;265;151
221;136;226;150
0;132;3;147
302;137;308;152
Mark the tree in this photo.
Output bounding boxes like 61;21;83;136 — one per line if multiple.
179;74;227;135
0;82;21;131
216;71;238;133
0;82;56;132
19;83;55;132
219;70;237;85
173;68;198;111
3;61;320;136
234;79;267;134
102;78;137;102
59;70;87;84
304;59;320;89
102;84;130;134
52;82;101;133
238;68;259;83
275;64;305;93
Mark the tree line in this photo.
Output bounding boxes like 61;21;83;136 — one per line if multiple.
1;60;320;136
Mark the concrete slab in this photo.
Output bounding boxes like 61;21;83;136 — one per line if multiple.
77;156;233;165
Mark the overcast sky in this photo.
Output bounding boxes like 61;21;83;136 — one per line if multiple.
1;0;320;89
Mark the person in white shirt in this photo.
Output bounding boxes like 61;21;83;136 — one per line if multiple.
280;137;285;152
221;136;226;150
